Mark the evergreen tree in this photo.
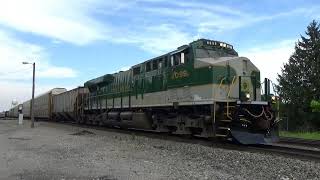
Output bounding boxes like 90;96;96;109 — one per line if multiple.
278;20;320;111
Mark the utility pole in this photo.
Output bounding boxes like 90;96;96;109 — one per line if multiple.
31;62;35;128
23;61;35;128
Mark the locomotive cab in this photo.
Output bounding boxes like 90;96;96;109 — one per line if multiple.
190;39;279;144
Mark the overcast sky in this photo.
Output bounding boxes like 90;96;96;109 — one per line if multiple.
0;0;319;111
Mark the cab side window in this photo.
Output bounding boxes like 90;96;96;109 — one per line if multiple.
170;56;174;67
174;53;180;66
158;59;163;69
133;66;141;76
170;49;189;67
182;48;189;64
164;56;168;67
146;62;151;72
152;60;158;70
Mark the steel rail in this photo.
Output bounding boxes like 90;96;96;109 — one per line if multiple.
280;137;320;147
247;144;320;161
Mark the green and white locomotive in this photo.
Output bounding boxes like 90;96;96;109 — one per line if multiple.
83;38;279;144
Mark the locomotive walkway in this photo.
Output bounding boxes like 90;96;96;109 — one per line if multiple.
0;119;319;179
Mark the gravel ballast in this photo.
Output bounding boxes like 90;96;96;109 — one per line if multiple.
0;120;319;180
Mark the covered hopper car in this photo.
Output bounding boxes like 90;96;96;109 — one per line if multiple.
52;87;88;122
9;88;66;119
22;100;31;118
33;88;67;119
8;105;19;118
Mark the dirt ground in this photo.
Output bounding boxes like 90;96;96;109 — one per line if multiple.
0;119;319;180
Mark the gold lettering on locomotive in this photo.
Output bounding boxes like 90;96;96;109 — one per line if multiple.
171;70;190;79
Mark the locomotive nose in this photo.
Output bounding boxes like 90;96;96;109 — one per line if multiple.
230;126;279;145
229;102;279;145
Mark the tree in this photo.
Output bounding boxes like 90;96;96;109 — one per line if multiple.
278;20;320;109
277;20;320;129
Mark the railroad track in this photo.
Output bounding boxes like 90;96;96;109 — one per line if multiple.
43;120;320;162
247;144;320;161
280;137;320;147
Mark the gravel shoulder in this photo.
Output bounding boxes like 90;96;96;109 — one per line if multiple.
0;119;319;180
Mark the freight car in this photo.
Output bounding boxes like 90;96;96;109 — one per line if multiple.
52;87;88;122
4;111;9;118
79;39;279;144
12;88;66;120
0;111;5;118
32;88;66;119
8;104;20;118
22;100;31;118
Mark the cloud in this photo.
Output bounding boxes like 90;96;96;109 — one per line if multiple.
0;81;33;112
111;2;309;54
139;2;250;35
138;1;320;36
0;0;315;55
0;30;77;81
0;29;78;111
114;24;194;54
241;40;296;85
37;67;77;78
0;0;108;45
0;0;194;53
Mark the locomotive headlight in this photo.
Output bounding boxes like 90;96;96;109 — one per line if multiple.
245;93;251;99
271;96;276;101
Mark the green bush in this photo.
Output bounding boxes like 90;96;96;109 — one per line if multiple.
311;100;320;112
279;104;320;131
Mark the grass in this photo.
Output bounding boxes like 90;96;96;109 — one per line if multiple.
280;131;320;140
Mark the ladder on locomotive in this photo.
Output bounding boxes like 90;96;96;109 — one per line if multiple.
213;75;238;138
214;101;236;138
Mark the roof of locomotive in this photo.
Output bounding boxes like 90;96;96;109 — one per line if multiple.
84;38;238;88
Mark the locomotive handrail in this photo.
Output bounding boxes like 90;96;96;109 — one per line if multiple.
219;77;226;88
214;77;226;100
85;90;133;99
226;101;233;120
227;76;238;99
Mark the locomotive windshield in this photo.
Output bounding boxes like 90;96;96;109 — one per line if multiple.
195;48;238;59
